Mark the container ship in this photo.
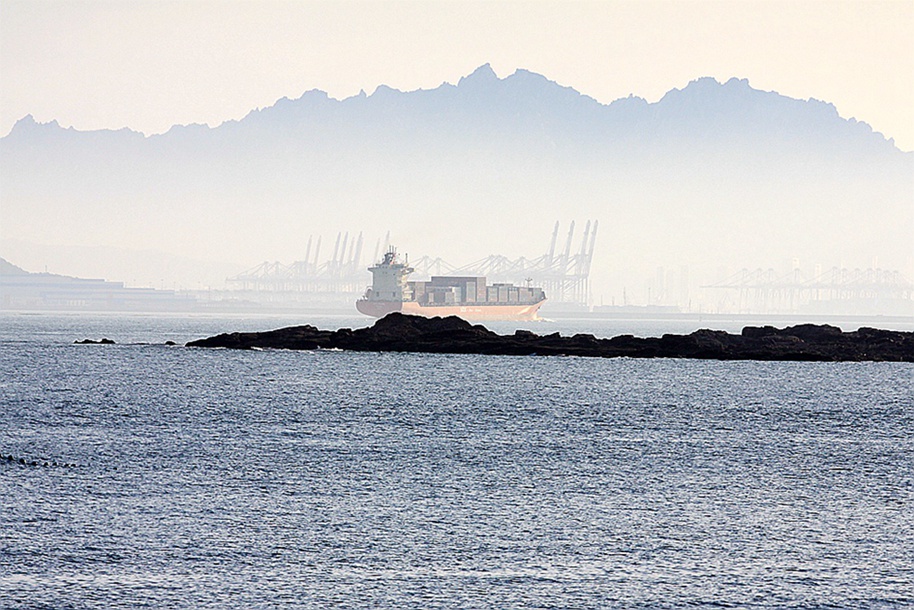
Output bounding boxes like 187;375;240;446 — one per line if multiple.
356;247;546;321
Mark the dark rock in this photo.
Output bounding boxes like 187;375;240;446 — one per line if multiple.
3;453;73;468
74;338;115;344
185;313;914;362
186;324;332;350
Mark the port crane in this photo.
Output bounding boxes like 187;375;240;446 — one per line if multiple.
227;221;599;306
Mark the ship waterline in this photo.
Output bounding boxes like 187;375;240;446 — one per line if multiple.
355;299;545;321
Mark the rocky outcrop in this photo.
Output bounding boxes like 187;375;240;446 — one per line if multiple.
3;454;77;468
185;313;914;362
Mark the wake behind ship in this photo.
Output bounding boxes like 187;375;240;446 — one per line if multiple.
356;247;546;321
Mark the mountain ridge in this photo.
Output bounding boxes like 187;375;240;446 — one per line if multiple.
3;67;903;155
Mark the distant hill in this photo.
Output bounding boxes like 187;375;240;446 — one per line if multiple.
0;257;28;276
1;65;911;298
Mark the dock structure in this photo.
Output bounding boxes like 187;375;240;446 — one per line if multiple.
702;267;914;314
227;232;366;294
225;221;598;306
411;221;598;306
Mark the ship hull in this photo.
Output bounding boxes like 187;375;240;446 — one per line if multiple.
356;299;545;321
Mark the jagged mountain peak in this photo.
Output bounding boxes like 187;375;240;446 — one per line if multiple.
649;76;859;138
659;76;757;103
370;84;404;98
162;122;211;136
6;114;145;142
9;114;60;133
458;63;498;86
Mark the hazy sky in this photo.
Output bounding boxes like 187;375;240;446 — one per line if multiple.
1;0;913;151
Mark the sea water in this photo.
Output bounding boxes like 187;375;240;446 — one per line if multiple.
1;313;912;608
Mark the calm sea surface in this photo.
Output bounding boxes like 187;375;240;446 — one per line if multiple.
1;313;912;608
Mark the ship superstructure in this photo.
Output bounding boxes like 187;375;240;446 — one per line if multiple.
357;247;546;321
363;247;415;302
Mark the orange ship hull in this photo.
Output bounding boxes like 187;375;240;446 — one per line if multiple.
356;299;545;321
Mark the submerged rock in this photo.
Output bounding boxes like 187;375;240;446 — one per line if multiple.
185;313;914;362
